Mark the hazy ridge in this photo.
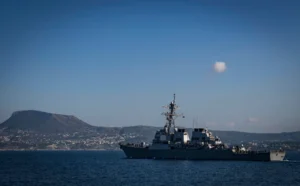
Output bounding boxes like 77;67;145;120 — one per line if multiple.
1;110;299;144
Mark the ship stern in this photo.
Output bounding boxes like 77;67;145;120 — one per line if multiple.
270;150;286;161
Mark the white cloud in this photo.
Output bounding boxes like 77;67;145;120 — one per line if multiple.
213;61;227;73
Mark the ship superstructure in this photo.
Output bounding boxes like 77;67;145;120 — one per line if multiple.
119;94;286;161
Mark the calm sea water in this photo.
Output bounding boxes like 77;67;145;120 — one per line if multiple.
0;151;299;186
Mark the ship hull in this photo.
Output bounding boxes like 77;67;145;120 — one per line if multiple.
120;145;285;161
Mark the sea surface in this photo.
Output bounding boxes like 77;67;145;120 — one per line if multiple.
0;151;300;186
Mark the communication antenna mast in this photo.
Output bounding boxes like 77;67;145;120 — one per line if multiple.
161;94;184;135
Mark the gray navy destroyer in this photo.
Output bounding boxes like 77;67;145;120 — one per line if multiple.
120;94;285;161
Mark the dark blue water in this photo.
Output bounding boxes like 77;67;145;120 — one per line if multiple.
0;151;300;186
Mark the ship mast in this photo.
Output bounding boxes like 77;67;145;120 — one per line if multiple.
162;94;184;135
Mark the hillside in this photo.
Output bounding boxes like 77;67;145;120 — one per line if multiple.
0;110;94;133
0;110;300;150
117;127;300;144
212;130;300;144
1;110;300;143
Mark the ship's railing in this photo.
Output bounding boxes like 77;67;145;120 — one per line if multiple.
168;143;228;150
233;150;270;154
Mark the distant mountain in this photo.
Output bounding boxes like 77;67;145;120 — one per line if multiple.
210;130;300;144
1;110;299;144
0;110;94;133
116;127;300;144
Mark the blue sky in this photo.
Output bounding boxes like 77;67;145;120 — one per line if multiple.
1;0;299;132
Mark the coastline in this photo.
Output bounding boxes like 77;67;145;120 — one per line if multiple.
0;149;121;152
